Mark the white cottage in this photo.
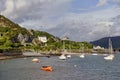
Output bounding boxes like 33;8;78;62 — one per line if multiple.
93;46;104;50
38;36;47;43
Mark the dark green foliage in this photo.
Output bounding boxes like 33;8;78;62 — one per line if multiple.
4;40;13;47
12;43;21;47
0;36;6;45
0;27;10;32
33;30;55;39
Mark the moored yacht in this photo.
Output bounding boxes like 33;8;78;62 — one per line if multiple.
59;54;66;60
66;54;71;58
104;38;114;60
104;54;114;60
79;54;85;58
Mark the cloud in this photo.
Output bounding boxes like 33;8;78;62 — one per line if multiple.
113;0;120;5
0;0;120;42
1;0;72;22
96;0;108;7
96;0;120;7
47;6;120;41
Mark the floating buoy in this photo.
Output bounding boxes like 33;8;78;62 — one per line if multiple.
32;58;39;63
74;65;77;67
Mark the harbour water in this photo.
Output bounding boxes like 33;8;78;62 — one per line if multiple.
1;54;120;80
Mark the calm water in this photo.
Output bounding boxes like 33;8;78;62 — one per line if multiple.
1;54;120;80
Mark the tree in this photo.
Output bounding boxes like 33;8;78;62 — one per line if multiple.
0;36;6;45
4;40;12;47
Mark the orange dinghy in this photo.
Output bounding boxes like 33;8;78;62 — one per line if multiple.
41;66;53;72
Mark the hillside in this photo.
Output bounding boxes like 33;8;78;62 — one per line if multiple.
91;36;120;48
0;15;58;49
0;15;93;54
0;15;55;38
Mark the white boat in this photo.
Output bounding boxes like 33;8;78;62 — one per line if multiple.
66;41;72;58
79;43;85;58
79;54;85;58
104;54;114;60
32;58;39;63
59;54;66;60
92;53;98;55
104;38;114;60
67;54;71;58
59;37;68;60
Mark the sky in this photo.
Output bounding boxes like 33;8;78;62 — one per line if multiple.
0;0;120;42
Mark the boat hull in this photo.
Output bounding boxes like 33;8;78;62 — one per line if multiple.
104;54;114;60
41;66;53;72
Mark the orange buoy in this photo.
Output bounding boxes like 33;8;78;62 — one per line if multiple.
41;66;53;72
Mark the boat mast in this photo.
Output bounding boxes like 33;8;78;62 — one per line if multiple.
108;38;113;54
62;36;69;53
69;41;71;53
107;22;114;54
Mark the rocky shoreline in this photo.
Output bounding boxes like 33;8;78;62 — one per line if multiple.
0;53;58;60
0;56;23;60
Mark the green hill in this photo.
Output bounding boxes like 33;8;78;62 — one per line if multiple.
0;15;93;54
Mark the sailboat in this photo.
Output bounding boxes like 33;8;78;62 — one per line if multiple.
59;38;67;60
79;54;85;58
59;50;67;60
59;54;67;60
79;44;85;58
104;38;114;60
67;54;71;58
67;41;72;58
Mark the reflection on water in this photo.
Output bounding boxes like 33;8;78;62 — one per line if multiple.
1;54;120;80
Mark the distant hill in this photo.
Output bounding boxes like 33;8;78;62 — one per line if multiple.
91;36;120;48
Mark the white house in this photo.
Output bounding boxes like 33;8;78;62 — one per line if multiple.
38;36;47;43
93;46;104;50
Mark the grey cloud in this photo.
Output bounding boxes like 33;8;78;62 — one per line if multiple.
47;7;120;41
1;0;72;22
1;0;42;22
0;0;120;42
0;0;6;11
113;0;120;5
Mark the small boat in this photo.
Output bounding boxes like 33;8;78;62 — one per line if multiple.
104;54;114;60
41;66;53;72
79;54;85;58
92;53;98;55
59;54;66;60
32;58;39;63
104;38;114;60
66;54;71;58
